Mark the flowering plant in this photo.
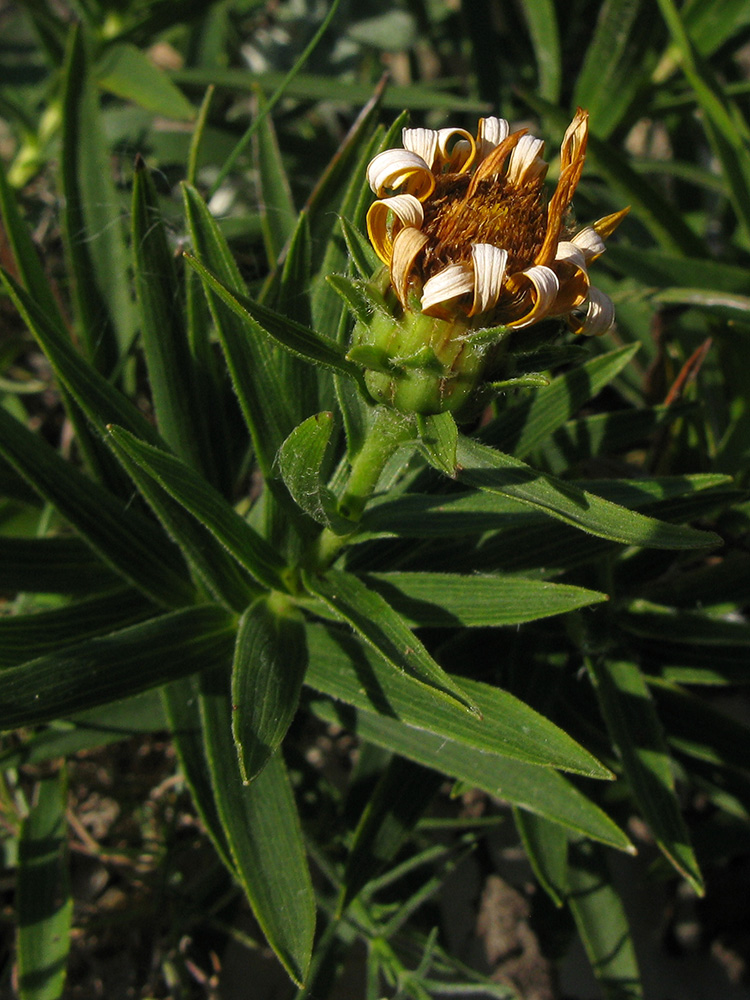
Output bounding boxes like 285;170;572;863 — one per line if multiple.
1;4;748;998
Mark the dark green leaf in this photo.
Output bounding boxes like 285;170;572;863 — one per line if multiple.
0;536;119;595
17;771;72;1000
303;568;480;716
0;605;235;729
96;42;195;119
515;810;568;907
107;425;285;591
567;840;644;1000
586;657;703;893
0;406;192;607
200;671;315;985
305;623;612;778
277;412;350;531
231;596;308;783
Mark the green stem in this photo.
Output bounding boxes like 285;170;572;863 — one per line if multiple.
311;407;415;570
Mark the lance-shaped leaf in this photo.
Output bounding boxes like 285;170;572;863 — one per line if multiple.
586;656;703;894
339;757;443;912
358;571;607;626
0;267;160;447
514;809;569;907
451;435;721;550
0;587;154;667
312;696;629;852
106;429;255;610
231;596;308;783
483;344;641;458
303;568;480;717
96;42;196;119
16;771;72;1000
132;156;206;473
0;536;119;595
277;412;350;532
567;839;644;1000
0;406;191;607
0;605;235;729
0;157;65;327
60;24;133;373
417;412;458;477
107;425;285;592
305;623;611;778
252;89;297;267
200;670;315;985
184;252;364;383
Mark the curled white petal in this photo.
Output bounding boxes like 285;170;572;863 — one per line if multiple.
572;226;607;261
506;135;546;185
510;265;560;328
402;127;439;169
366;148;434;199
421;263;475;315
436;127;476;170
366;194;425;264
391;226;429;305
554;241;588;271
469;244;508;316
477;117;510;159
575;287;615;336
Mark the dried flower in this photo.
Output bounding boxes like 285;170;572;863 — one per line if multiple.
346;111;628;416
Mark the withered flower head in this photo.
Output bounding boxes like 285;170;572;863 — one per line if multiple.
345;112;628;417
366;110;627;335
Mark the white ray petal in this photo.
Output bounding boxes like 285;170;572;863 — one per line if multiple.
469;244;508;316
366;195;425;264
510;265;560;328
477;117;510;160
366;149;434;199
435;127;476;170
575;287;616;336
391;226;429;306
554;241;588;271
506;135;546;185
571;226;607;261
421;263;475;315
402;127;439;169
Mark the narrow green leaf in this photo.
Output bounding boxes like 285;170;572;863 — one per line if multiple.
0;605;235;729
340;757;443;911
184;252;364;383
483;345;640;458
162;677;235;874
0;407;192;607
514;810;568;907
520;0;561;102
338;215;380;279
305;623;612;778
567;840;644;1000
172;67;492;113
303;568;480;717
453;436;721;549
0;588;154;667
0;691;166;770
359;571;607;626
656;0;750;240
312;695;629;851
252;90;296;266
181;183;297;474
0;536;119;595
277;412;350;532
0;267;160;446
574;0;653;138
0;157;64;327
60;24;133;372
586;657;703;894
132;156;205;472
96;42;195;119
17;771;72;1000
200;671;315;985
231;596;308;783
107;425;284;591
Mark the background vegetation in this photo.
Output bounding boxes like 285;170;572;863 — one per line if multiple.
2;1;750;997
